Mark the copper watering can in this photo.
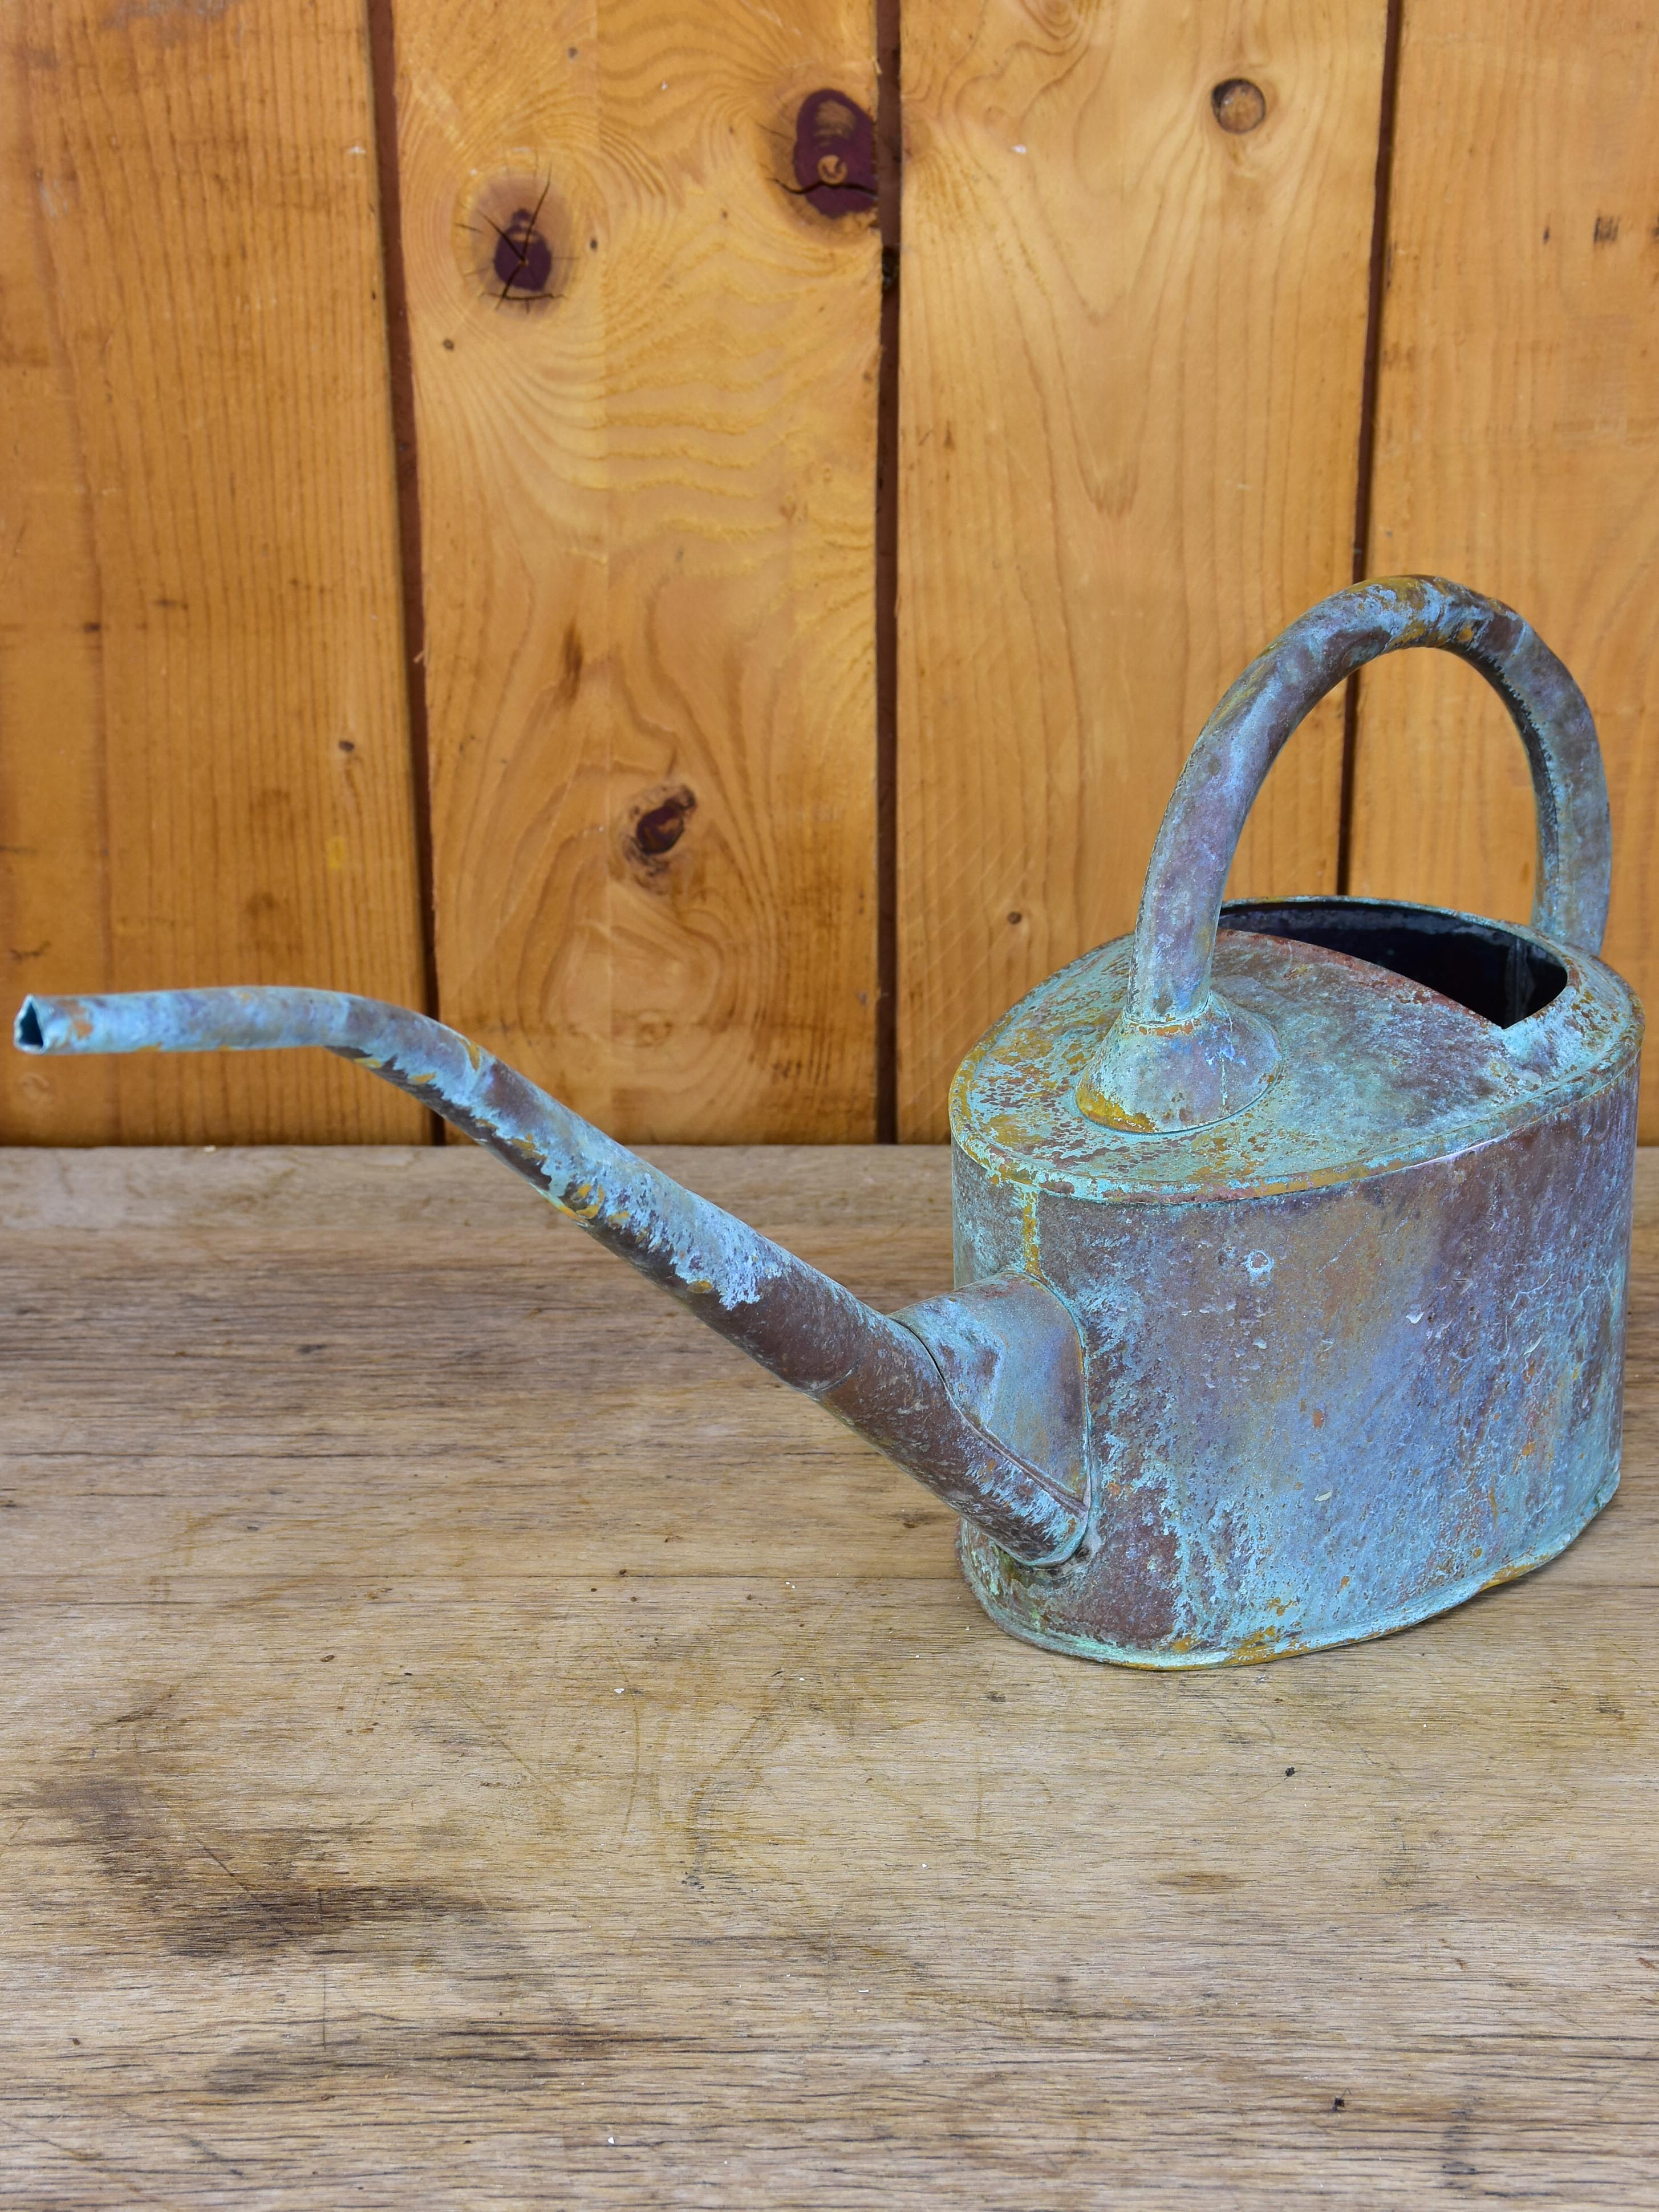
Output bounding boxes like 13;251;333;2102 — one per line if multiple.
14;578;1641;1667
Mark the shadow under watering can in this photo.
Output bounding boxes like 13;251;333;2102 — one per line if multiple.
15;578;1641;1666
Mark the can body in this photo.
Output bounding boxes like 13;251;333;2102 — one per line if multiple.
952;1070;1637;1665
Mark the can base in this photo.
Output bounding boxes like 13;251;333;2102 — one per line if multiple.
956;1473;1619;1668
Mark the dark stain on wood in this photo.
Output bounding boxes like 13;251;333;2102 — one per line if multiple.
792;89;877;217
17;1764;489;1961
1211;79;1267;135
620;784;697;883
462;175;568;311
493;206;554;297
203;2010;662;2097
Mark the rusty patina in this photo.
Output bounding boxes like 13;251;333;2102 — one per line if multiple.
13;577;1640;1666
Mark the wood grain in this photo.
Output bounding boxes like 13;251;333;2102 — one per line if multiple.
394;0;882;1144
1;1141;1657;2206
1351;1;1659;1135
0;0;430;1144
894;1;1390;1138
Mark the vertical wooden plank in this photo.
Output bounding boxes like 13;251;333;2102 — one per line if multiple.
1350;2;1659;1134
396;0;881;1144
897;1;1389;1138
0;0;428;1144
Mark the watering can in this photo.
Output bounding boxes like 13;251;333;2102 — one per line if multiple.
14;578;1640;1666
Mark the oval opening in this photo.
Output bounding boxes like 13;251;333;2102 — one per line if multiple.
1218;899;1567;1030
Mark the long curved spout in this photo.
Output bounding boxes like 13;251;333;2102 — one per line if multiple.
15;988;1086;1565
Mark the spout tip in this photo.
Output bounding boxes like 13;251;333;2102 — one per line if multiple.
13;999;46;1053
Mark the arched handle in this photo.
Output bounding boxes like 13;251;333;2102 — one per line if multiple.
1077;577;1612;1133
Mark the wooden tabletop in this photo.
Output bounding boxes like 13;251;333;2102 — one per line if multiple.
1;1144;1655;2209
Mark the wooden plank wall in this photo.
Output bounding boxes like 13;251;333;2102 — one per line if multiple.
1349;0;1659;1125
896;0;1386;1138
392;0;881;1144
0;0;429;1144
2;0;1656;1146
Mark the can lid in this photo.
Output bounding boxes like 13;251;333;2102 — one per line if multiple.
950;900;1641;1205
